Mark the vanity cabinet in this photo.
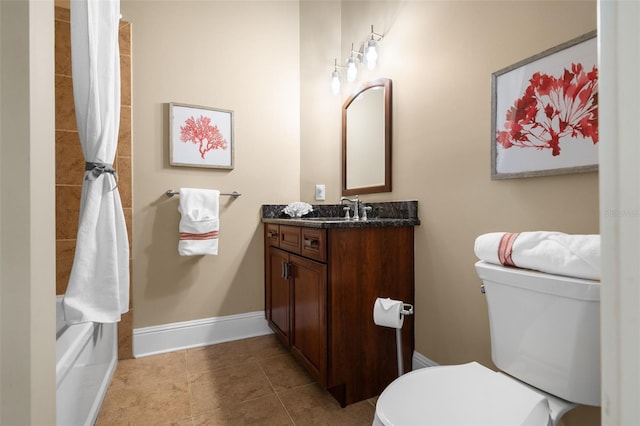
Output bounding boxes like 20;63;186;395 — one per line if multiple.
264;221;415;407
265;224;328;385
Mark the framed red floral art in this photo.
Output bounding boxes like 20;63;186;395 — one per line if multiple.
169;102;234;169
491;31;598;179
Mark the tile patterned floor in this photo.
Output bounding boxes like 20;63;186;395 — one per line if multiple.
96;335;377;425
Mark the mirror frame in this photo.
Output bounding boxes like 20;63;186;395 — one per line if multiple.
342;78;392;196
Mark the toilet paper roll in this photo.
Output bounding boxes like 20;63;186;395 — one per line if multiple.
373;297;405;329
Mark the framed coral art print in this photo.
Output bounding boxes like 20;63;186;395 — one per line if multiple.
169;102;234;169
491;31;598;179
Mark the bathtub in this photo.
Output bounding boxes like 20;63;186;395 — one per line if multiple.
56;296;117;426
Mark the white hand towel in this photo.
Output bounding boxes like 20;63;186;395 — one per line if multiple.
178;188;220;256
474;231;601;280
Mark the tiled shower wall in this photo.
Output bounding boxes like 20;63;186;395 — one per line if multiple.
54;6;133;359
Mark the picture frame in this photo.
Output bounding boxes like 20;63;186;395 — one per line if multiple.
169;102;234;169
491;31;598;180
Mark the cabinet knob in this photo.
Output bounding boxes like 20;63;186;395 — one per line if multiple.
268;231;278;238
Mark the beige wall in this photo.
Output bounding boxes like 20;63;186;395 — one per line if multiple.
123;0;300;328
301;1;599;425
300;1;342;201
0;0;56;423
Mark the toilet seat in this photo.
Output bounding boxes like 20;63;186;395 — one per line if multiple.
374;362;551;426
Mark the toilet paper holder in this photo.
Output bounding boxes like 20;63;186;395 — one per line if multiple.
396;303;413;377
373;298;414;377
400;303;414;317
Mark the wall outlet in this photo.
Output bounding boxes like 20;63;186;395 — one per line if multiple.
315;184;326;201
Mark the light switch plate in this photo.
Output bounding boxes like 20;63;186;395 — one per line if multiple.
315;184;326;201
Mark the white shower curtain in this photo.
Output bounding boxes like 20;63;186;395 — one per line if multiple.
63;0;129;324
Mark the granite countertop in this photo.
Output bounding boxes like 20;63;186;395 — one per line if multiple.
261;201;420;229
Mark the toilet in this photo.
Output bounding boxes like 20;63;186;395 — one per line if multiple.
374;260;601;426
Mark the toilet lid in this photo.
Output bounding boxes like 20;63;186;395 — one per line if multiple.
375;362;550;426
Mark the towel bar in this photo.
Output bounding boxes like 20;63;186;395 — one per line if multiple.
165;190;241;198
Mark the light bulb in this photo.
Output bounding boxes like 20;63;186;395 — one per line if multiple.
346;57;358;82
365;39;378;69
331;70;341;95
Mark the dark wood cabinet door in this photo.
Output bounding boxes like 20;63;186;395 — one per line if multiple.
327;226;415;405
267;247;291;347
290;255;327;387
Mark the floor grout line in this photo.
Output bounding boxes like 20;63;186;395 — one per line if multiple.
257;361;297;425
183;350;196;425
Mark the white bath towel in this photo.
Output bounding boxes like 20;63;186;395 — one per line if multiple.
178;188;220;256
474;231;601;280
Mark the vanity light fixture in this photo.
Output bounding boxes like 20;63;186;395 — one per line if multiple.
330;25;384;93
346;43;361;82
331;58;343;95
346;57;358;82
365;25;383;70
365;38;379;69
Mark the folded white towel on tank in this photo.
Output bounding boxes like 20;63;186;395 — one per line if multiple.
177;188;220;256
474;231;600;280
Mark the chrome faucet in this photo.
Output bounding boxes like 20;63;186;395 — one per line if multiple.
340;195;360;220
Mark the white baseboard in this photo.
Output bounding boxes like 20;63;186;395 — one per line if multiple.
412;351;440;369
133;310;272;358
133;313;440;370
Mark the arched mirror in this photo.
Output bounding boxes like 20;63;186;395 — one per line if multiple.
342;78;392;196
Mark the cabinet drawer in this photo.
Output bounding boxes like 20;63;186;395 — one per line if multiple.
279;225;301;254
301;228;326;262
265;224;280;247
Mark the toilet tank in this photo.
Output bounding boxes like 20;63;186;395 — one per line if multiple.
475;261;600;406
